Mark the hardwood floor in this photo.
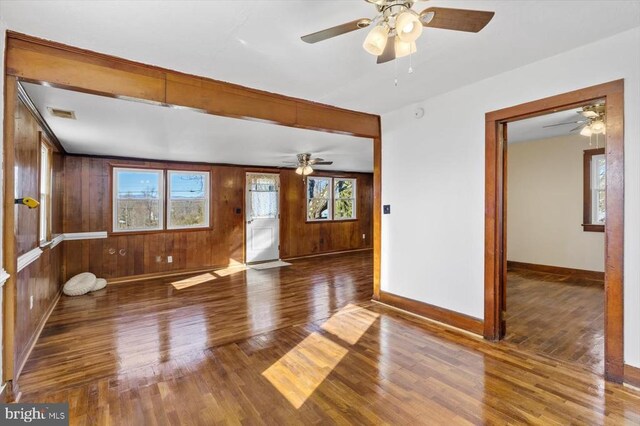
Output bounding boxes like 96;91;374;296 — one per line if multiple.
18;251;640;424
504;268;605;374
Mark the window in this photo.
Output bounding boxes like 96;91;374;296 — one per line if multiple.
583;148;605;232
307;177;332;221
306;177;358;221
167;171;210;229
248;174;279;219
113;168;164;232
334;178;356;220
39;137;52;245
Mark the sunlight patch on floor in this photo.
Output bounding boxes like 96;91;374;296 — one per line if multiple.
262;304;380;408
262;332;348;409
321;304;380;345
213;264;248;277
171;273;217;290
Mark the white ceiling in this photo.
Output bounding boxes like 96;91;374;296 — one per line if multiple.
22;82;373;172
508;108;587;143
2;1;639;114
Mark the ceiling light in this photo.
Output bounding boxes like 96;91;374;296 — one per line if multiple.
580;126;593;137
295;166;304;175
363;24;389;56
394;38;417;58
302;165;314;176
590;120;605;134
395;12;422;43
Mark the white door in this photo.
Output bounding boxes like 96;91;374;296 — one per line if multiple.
246;173;280;263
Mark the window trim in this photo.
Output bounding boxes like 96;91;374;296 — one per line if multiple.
38;133;53;246
112;167;165;233
333;177;357;221
583;148;605;233
166;170;211;230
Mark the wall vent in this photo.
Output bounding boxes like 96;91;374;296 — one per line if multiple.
47;107;76;119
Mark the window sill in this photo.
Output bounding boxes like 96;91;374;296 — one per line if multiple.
305;218;358;224
110;226;213;236
582;224;605;233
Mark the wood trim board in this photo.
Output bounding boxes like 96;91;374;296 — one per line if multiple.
484;80;625;383
507;261;604;282
624;364;640;389
379;291;484;335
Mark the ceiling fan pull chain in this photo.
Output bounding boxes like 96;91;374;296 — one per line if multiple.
408;51;414;74
394;56;399;86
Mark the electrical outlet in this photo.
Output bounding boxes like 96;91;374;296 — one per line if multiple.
167;256;173;263
362;233;366;240
30;295;34;310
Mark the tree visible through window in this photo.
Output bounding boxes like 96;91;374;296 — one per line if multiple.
334;178;356;220
307;177;332;220
306;177;357;221
113;168;164;232
168;171;210;229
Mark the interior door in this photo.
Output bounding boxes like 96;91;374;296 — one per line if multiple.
246;173;280;263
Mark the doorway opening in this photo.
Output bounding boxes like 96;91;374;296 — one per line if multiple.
484;80;624;382
246;173;281;263
502;103;607;374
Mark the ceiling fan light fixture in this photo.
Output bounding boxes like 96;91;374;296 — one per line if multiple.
295;166;304;175
591;120;605;134
394;38;417;58
580;126;593;137
302;165;314;176
395;12;422;43
363;24;389;56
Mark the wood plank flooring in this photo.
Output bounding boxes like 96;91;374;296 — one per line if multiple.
504;268;604;374
18;251;640;424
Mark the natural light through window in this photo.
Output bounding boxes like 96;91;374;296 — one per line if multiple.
591;154;606;225
167;170;210;229
306;177;357;221
307;177;332;221
262;304;379;409
171;273;217;290
113;168;164;232
39;140;52;245
334;178;356;220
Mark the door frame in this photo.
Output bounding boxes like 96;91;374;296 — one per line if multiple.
484;80;624;382
244;171;281;264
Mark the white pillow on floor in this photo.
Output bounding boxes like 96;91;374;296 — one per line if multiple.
63;272;97;296
92;278;107;291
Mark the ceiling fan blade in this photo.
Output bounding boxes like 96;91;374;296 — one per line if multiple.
282;161;298;165
420;7;495;33
542;120;587;128
580;110;599;118
377;36;396;64
570;124;587;132
301;19;371;44
312;161;333;165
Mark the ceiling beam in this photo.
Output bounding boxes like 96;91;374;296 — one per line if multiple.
5;31;381;139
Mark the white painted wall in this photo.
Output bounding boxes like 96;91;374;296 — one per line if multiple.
381;28;640;367
507;134;604;272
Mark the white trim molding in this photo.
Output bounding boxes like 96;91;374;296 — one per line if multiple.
63;231;108;241
50;234;65;249
0;268;10;288
17;247;43;272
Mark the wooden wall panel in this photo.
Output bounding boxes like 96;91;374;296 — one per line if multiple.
62;156;372;280
14;245;62;379
11;93;65;380
13;100;40;257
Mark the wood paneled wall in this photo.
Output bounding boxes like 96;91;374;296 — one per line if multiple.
12;97;64;378
63;156;372;280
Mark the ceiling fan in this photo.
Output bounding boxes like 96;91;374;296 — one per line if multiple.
301;0;495;64
543;104;606;137
284;153;333;176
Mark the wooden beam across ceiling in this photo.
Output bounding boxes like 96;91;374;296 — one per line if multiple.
5;31;381;138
